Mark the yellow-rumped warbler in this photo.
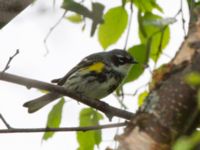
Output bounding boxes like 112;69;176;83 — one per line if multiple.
23;49;137;113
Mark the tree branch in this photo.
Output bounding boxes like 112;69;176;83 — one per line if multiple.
0;72;134;120
0;122;127;134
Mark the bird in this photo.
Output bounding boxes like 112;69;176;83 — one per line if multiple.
23;49;138;113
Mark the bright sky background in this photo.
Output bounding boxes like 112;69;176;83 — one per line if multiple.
0;0;189;150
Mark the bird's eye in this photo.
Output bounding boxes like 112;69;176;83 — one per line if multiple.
111;55;127;66
118;57;125;63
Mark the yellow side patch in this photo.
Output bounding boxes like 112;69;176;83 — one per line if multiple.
85;62;105;73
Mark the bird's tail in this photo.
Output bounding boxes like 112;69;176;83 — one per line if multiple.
23;93;61;113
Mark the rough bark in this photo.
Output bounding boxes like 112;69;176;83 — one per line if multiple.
0;0;33;28
117;6;200;150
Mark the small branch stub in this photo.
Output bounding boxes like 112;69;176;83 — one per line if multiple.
2;49;19;72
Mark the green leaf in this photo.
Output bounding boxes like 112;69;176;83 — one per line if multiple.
62;1;92;19
124;44;146;83
122;0;127;7
43;98;65;140
138;91;148;106
77;108;103;150
66;14;83;23
90;2;105;36
138;12;170;62
62;1;104;36
185;72;200;86
98;6;128;49
150;0;163;12
132;0;163;12
173;131;200;150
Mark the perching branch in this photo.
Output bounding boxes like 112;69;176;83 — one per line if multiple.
0;122;127;134
0;72;134;120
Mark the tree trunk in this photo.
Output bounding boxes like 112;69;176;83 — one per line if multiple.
117;5;200;150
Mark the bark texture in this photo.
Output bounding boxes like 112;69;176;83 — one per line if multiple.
0;0;33;28
117;6;200;150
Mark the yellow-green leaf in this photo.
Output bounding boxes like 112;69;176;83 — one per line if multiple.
138;12;170;62
173;131;200;150
77;108;103;150
98;6;128;49
185;72;200;86
66;14;83;23
43;98;65;140
124;44;146;83
133;0;163;12
138;91;148;106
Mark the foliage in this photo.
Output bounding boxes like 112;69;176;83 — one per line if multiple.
138;90;148;106
185;72;200;86
43;98;65;140
77;108;103;150
132;0;163;12
124;44;146;83
98;6;128;49
173;131;200;150
62;1;104;36
66;14;83;23
138;12;170;62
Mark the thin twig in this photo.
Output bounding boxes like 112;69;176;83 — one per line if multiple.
0;114;12;129
44;11;67;56
180;0;187;36
145;36;152;66
153;26;167;69
162;52;172;59
113;94;127;110
114;117;121;149
174;0;187;37
0;72;134;120
123;2;133;50
2;49;19;73
0;122;127;134
133;84;149;96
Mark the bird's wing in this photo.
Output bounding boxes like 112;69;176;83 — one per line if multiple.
51;54;109;86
